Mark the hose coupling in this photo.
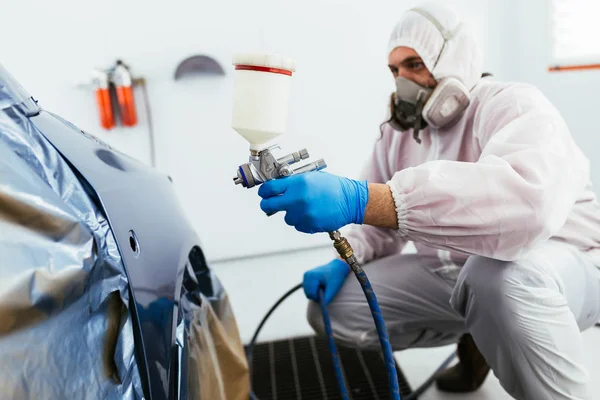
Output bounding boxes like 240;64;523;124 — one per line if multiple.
329;230;354;260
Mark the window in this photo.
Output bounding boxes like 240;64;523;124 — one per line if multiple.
550;0;600;70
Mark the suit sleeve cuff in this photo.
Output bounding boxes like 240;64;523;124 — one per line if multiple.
386;181;409;237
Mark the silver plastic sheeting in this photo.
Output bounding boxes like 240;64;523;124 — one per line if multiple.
0;66;143;399
0;65;250;400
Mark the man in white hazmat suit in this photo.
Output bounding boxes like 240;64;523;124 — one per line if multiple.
257;2;600;399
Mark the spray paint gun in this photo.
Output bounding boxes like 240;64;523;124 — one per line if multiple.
230;54;326;187
230;54;329;204
229;53;360;266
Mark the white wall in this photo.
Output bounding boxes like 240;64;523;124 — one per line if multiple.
2;0;512;262
512;0;600;189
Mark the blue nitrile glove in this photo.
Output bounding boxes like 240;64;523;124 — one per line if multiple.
258;171;369;234
303;259;351;305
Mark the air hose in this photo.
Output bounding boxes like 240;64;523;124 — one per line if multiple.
244;283;355;400
318;286;351;400
246;281;457;400
247;230;457;400
328;230;401;399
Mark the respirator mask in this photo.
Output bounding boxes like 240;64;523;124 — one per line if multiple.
387;76;470;143
387;77;433;143
385;7;472;143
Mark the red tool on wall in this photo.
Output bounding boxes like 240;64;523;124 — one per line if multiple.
92;69;115;130
90;60;139;130
82;54;224;169
112;60;138;127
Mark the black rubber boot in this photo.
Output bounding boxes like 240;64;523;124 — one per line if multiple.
435;334;490;393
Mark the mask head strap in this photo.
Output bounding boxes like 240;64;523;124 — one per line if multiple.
408;8;463;69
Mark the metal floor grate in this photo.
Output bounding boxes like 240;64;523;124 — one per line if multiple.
249;336;414;400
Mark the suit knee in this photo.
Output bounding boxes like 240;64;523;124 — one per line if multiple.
451;255;561;321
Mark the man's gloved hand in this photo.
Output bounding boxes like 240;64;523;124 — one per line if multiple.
303;259;350;305
258;171;369;233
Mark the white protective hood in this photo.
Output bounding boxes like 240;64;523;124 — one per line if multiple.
387;2;484;91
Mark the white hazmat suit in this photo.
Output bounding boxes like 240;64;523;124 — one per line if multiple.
307;3;600;399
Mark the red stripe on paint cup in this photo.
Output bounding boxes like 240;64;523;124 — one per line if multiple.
235;65;293;76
